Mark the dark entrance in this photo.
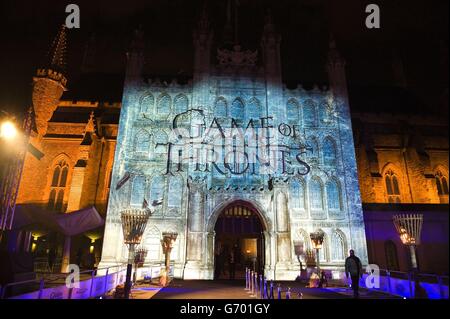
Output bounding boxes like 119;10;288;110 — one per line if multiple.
214;201;265;280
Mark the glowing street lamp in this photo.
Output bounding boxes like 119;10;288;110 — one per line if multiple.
121;209;150;299
0;120;18;141
310;230;325;274
393;214;423;298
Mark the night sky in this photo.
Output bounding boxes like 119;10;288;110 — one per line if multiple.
0;0;448;116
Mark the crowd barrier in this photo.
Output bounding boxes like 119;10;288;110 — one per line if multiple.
244;267;449;299
0;264;165;299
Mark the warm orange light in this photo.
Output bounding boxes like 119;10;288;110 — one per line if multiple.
0;121;17;140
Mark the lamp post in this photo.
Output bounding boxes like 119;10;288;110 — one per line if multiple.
393;214;423;298
133;247;148;283
120;209;150;299
310;230;325;275
161;232;178;286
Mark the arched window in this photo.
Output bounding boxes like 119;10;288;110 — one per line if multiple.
231;98;244;119
303;99;316;127
130;175;145;206
168;177;183;207
214;97;227;118
157;94;171;115
247;98;261;119
310;178;324;210
331;230;346;261
140;94;154;114
290;179;306;210
174;94;188;114
323;137;337;167
326;180;342;211
287;99;300;124
305;137;319;160
384;240;399;271
150;176;165;204
435;170;449;196
385;169;401;203
145;226;161;260
154;131;168;154
48;159;69;212
135;130;151;154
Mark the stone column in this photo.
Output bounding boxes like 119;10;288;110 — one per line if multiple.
272;178;292;279
184;176;206;279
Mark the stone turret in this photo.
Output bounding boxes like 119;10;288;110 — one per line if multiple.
32;24;68;136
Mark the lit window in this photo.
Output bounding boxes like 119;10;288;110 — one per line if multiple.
310;179;324;210
435;171;449;196
326;180;341;210
48;160;69;212
385;169;401;203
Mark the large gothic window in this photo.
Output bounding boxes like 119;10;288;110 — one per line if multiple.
384;240;399;271
305;137;319;162
247;98;261;119
331;230;346;261
303;99;316;127
48;159;69;212
130;175;145;206
287;99;300;124
168;176;183;208
135;130;151;154
231;98;244;119
140;94;154;115
435;170;449;196
323;137;337;167
214;97;227;118
150;176;165;204
291;179;306;210
310;178;324;210
385;169;401;203
174;94;188;114
326;179;342;211
157;94;171;115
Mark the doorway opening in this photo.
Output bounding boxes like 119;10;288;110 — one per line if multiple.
213;201;265;280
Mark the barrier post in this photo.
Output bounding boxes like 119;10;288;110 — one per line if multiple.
277;283;281;299
269;281;274;299
263;278;267;299
249;271;253;294
103;268;110;295
286;287;291;299
245;268;249;290
253;272;258;297
259;274;263;299
37;278;45;299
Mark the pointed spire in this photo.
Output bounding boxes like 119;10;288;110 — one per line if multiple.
129;25;145;53
263;9;275;33
327;33;345;67
84;111;96;134
46;24;67;73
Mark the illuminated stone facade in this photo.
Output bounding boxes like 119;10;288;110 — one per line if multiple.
99;15;368;280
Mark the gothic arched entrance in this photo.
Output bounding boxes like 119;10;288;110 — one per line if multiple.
213;200;265;280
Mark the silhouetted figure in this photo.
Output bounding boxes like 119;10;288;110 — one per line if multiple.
345;249;363;298
318;270;328;288
229;247;236;280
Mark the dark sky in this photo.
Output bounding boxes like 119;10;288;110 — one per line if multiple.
0;0;448;116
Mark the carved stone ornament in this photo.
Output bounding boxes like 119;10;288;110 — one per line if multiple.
217;45;258;67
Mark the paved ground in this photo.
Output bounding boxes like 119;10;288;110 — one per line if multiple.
151;279;400;299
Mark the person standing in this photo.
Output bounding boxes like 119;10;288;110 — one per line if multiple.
345;249;363;298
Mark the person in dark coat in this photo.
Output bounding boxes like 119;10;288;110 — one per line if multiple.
345;249;363;298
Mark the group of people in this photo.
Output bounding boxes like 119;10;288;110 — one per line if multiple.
214;244;240;280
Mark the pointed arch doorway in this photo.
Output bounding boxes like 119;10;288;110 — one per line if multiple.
213;201;265;280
